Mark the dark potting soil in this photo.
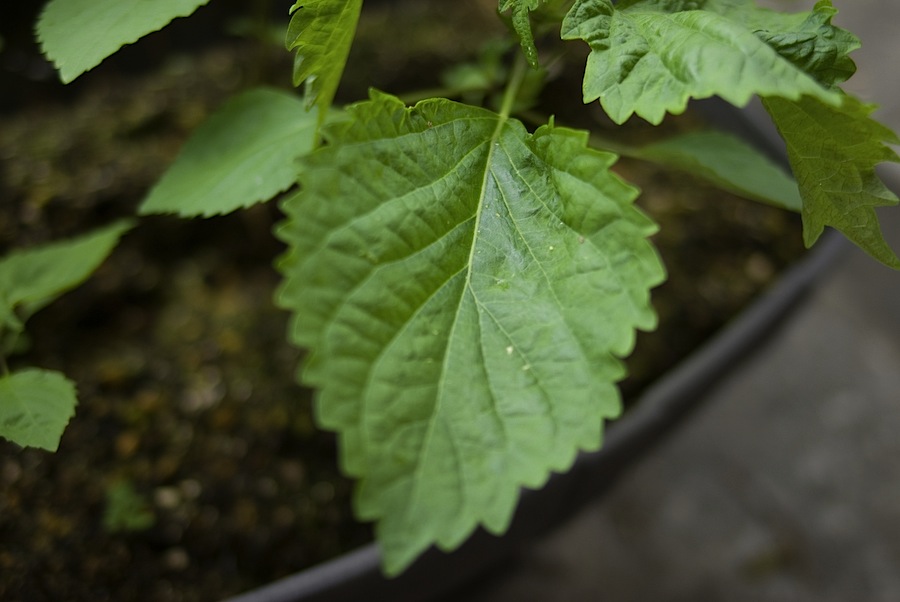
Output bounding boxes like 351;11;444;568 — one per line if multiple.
0;1;804;600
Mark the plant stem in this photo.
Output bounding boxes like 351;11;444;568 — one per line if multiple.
499;51;530;120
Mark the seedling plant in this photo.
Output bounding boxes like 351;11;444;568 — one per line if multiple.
2;0;898;575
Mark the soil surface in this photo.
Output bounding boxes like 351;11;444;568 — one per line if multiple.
1;1;804;600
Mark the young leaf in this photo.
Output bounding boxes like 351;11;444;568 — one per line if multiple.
36;0;211;83
561;0;842;124
0;221;133;337
626;130;802;212
763;94;900;268
286;0;363;117
499;0;542;68
139;88;317;217
277;91;664;573
0;369;77;451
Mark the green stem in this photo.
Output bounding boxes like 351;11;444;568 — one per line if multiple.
398;50;530;118
498;51;530;120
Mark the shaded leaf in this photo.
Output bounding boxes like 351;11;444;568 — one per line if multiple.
103;481;156;532
763;94;900;268
140;88;317;217
0;221;132;336
627;130;802;211
37;0;210;83
561;0;841;124
277;92;664;573
286;0;362;117
0;369;77;451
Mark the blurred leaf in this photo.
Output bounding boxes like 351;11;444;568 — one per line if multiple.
37;0;211;83
103;481;155;532
140;88;317;217
0;221;132;337
628;130;802;211
0;369;77;451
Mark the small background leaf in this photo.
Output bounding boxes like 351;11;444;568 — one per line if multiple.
37;0;211;83
103;481;156;532
0;221;132;338
627;130;802;211
0;369;77;451
278;92;664;573
764;94;900;268
139;88;317;217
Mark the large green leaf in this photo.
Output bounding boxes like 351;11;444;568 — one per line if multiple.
0;221;132;339
36;0;211;83
626;130;802;211
561;0;842;124
0;369;77;451
139;88;317;217
277;91;664;573
285;0;362;117
763;94;900;268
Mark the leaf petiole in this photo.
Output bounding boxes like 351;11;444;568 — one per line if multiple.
498;51;530;120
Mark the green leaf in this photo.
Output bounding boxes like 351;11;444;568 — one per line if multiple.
139;88;317;217
103;481;156;532
499;0;542;68
286;0;362;117
626;130;802;211
277;92;664;573
716;0;859;88
663;0;858;88
36;0;211;83
0;369;77;451
0;221;132;336
763;94;900;268
561;0;842;124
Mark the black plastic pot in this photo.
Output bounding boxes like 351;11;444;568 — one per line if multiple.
222;100;851;602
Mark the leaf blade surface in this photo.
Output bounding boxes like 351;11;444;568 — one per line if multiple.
499;0;542;67
629;130;802;211
0;369;77;451
37;0;210;83
561;0;842;124
0;221;132;337
277;92;664;573
139;88;317;217
763;94;900;268
286;0;363;117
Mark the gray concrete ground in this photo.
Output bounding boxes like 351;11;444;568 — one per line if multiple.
470;2;900;600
